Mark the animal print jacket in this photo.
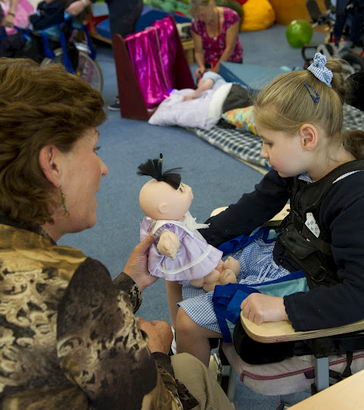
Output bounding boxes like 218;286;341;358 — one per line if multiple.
0;218;197;409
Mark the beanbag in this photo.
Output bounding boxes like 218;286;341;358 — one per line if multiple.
240;0;275;32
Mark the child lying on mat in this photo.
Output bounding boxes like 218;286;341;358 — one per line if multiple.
148;71;251;130
182;71;227;101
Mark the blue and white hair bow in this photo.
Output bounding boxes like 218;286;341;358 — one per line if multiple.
307;53;333;87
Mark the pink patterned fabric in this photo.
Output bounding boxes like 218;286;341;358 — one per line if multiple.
2;0;34;35
192;7;243;67
125;16;178;108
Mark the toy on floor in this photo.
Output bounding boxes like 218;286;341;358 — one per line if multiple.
138;154;240;292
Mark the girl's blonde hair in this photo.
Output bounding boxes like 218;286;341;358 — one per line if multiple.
254;59;364;159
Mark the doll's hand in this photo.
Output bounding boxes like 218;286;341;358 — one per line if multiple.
157;230;180;259
138;318;173;354
241;294;288;325
123;235;157;291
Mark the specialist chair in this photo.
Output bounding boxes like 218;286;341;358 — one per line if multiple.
221;314;364;402
210;205;364;406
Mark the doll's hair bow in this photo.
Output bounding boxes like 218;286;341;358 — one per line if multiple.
137;154;182;190
307;53;333;87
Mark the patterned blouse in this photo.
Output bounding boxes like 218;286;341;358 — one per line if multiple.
0;217;197;409
192;7;243;67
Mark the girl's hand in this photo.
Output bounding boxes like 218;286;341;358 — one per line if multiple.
123;235;157;291
241;293;288;325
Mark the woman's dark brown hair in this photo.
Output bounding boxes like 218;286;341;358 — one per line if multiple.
0;58;106;225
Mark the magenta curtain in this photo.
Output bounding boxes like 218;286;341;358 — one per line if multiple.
125;16;178;109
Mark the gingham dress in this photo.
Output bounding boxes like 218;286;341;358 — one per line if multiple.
178;230;291;333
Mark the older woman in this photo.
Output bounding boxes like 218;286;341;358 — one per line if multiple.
190;0;243;80
0;59;233;410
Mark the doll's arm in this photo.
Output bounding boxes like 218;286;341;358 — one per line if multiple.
157;230;180;259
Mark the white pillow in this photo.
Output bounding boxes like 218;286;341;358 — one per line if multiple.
148;87;227;130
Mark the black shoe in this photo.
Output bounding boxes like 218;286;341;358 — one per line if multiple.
107;97;120;111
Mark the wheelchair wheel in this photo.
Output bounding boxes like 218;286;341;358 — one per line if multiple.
341;52;364;75
41;48;104;92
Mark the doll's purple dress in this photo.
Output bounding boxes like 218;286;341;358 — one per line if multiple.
140;212;223;282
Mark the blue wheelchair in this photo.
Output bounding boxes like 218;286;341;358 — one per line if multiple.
39;13;103;91
0;12;103;91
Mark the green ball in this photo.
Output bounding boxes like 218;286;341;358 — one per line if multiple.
286;20;313;48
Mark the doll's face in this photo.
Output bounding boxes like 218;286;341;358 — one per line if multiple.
139;180;194;220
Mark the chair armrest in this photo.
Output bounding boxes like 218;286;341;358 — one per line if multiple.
241;313;364;343
210;204;290;219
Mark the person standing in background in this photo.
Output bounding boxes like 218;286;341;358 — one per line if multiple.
106;0;143;110
190;0;242;81
1;0;19;27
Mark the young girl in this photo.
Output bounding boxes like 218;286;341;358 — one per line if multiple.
172;53;364;367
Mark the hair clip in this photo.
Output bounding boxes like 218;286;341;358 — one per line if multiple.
307;53;333;87
304;82;320;103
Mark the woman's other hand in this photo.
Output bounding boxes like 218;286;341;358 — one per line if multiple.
195;66;205;80
66;0;88;16
3;13;15;27
241;293;288;325
123;235;157;291
139;318;173;354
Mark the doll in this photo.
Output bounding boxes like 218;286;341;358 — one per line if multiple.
138;155;240;292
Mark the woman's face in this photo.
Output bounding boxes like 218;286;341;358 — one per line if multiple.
58;128;108;234
193;5;215;24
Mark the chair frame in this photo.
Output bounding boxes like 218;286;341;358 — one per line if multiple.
210;205;364;401
241;315;364;392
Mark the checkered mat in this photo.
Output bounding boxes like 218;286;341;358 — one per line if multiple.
190;104;364;171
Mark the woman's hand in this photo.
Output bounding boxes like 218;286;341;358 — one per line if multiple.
138;318;173;354
195;66;205;81
241;293;288;325
210;63;220;73
123;235;157;291
3;13;15;27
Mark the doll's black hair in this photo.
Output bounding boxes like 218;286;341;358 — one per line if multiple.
137;154;182;190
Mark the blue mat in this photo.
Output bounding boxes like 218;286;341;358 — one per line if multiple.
220;62;286;92
95;5;190;41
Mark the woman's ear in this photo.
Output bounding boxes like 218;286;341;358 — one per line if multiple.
39;145;62;188
299;123;318;151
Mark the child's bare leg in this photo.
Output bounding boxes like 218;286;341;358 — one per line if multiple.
165;281;182;328
175;307;221;367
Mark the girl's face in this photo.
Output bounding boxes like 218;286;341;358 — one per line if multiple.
258;127;307;178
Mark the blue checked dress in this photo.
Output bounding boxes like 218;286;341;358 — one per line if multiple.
178;230;291;333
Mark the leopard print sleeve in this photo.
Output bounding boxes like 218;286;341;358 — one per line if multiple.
113;271;142;313
56;257;183;410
